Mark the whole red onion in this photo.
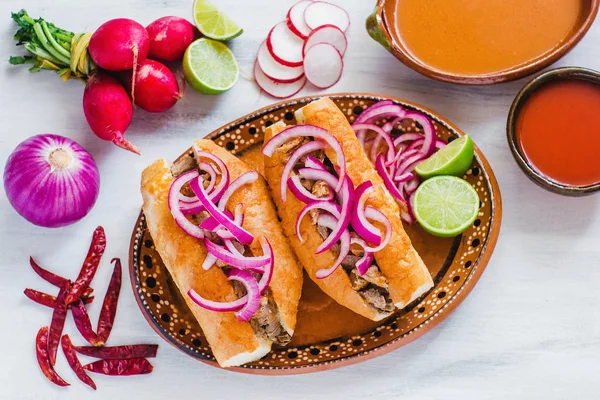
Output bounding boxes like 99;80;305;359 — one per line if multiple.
4;134;100;227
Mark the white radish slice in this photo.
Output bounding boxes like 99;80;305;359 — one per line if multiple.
286;0;314;39
257;41;304;83
304;1;350;32
303;24;348;56
266;22;304;67
303;43;343;89
254;61;307;98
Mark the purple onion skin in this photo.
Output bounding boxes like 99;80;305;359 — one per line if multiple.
3;134;100;228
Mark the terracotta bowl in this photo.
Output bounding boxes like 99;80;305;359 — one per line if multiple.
129;94;502;374
366;0;599;85
507;66;600;195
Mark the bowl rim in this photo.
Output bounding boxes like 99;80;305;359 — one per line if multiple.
373;0;599;85
506;66;600;195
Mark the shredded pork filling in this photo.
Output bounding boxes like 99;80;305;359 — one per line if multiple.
292;145;394;314
171;156;290;344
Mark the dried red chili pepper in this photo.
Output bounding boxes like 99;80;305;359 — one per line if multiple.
95;258;122;346
48;285;69;366
24;288;58;308
61;335;96;390
83;358;153;376
65;226;106;304
74;344;159;359
24;289;94;309
82;287;94;298
71;299;100;346
36;326;69;387
29;257;69;287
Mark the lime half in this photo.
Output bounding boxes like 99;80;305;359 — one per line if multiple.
415;135;474;179
412;176;480;237
183;38;239;95
193;0;243;41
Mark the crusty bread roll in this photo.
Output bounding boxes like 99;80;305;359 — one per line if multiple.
193;140;303;335
262;98;433;321
295;98;433;308
264;121;391;321
141;140;303;367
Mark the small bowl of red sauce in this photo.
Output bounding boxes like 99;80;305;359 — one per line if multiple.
507;67;600;195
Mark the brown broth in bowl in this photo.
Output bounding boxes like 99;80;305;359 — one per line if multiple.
388;0;583;76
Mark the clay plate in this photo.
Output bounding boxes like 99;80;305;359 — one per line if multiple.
366;0;599;85
129;94;502;374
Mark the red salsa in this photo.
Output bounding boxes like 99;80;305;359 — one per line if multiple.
517;79;600;186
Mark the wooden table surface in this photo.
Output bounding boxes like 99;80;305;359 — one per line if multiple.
1;0;600;398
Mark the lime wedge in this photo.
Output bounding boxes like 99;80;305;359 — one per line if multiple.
183;38;239;95
193;0;243;41
415;135;474;179
412;176;480;237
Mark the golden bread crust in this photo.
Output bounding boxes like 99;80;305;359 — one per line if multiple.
295;98;433;308
141;159;269;367
263;122;390;321
192;140;303;334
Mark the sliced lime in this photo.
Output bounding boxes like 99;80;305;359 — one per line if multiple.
415;135;474;179
193;0;243;41
183;38;239;95
412;176;480;237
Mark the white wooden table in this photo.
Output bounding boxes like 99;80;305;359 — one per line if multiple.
1;0;600;398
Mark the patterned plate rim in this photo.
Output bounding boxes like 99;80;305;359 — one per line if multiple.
129;93;503;375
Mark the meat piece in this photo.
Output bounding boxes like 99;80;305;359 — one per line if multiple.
279;137;306;162
313;150;325;162
309;209;320;225
330;242;340;257
191;211;210;225
299;150;326;164
317;225;330;240
300;178;314;191
180;184;195;198
230;240;246;255
204;230;219;242
201;174;212;190
350;270;368;291
362;266;389;289
250;296;291;346
170;153;197;177
215;260;228;269
180;176;209;198
342;255;362;269
349;240;365;257
231;280;246;298
311;180;331;198
360;288;394;313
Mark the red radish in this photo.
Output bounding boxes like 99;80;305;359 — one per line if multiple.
286;0;313;39
266;22;304;67
146;16;196;62
83;72;139;154
303;24;347;56
123;60;182;113
88;18;150;71
303;43;343;89
254;61;306;98
304;1;350;32
257;41;304;83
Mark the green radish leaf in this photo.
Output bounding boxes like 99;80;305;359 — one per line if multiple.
9;55;33;65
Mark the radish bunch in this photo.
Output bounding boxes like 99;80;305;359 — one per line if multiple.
83;17;193;154
255;1;350;98
10;11;196;155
